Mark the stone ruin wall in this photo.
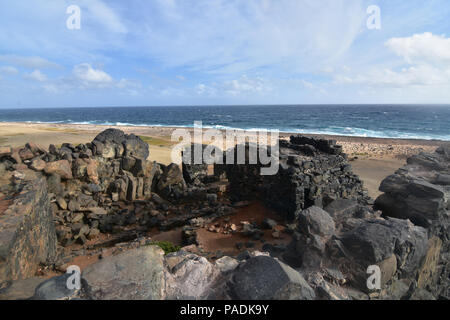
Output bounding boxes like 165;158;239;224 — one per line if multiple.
183;135;371;220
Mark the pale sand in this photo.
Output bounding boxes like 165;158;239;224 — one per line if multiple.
1;122;448;199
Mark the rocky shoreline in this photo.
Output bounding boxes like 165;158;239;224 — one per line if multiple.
0;129;448;300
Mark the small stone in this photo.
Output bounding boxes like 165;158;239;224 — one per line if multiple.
68;200;81;212
88;228;100;240
272;231;281;239
30;158;46;171
0;146;12;157
71;213;84;223
262;218;277;230
56;197;68;210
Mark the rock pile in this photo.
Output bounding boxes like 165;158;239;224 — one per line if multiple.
375;146;450;298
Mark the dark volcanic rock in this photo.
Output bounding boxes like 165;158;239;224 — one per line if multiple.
33;274;79;300
93;129;149;160
229;256;315;300
341;218;428;275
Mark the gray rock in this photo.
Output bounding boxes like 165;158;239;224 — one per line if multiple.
409;288;436;300
47;174;63;196
298;206;335;237
324;199;359;218
82;246;165;300
229;256;315;300
33;274;79;300
215;256;239;273
0;277;46;300
93;129;149;160
262;218;277;230
123;134;149;160
165;252;220;300
341;218;428;275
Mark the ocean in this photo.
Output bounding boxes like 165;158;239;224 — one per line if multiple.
1;105;449;141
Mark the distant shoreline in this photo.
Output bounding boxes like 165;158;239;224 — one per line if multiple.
1;121;449;144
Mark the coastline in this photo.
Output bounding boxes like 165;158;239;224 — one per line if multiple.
1;121;448;198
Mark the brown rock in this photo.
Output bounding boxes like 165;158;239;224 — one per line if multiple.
11;149;22;164
56;197;68;210
19;148;34;161
86;159;99;184
379;254;397;286
25;142;45;156
44;160;73;180
30;158;46;171
0;146;12;157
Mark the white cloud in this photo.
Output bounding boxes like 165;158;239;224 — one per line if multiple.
0;55;60;69
0;66;19;75
334;33;450;89
386;32;450;65
196;75;272;97
40;64;143;95
222;76;272;96
25;69;47;82
73;63;113;85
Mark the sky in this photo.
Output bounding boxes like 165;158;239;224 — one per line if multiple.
0;0;449;108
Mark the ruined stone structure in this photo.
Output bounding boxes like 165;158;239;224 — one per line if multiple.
211;136;370;220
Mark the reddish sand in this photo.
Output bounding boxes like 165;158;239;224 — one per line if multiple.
196;202;292;256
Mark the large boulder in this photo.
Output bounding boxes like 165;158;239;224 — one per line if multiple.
33;274;79;300
284;207;336;268
228;256;315;300
298;206;336;237
0;277;45;300
341;218;428;276
81;246;165;300
164;252;221;300
92;129;149;160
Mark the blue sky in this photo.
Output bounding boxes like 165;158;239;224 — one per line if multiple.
0;0;449;108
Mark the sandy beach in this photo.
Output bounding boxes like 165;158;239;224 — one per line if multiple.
0;122;447;199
